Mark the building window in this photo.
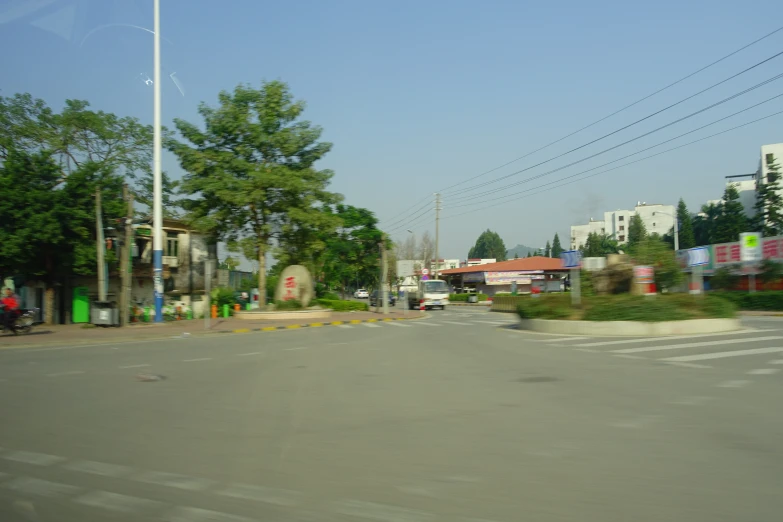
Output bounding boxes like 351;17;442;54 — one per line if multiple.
619;225;624;231
601;228;605;233
653;222;656;227
619;235;625;241
619;216;624;221
166;231;179;257
767;153;775;166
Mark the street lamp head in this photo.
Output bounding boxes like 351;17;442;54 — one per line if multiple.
406;229;413;234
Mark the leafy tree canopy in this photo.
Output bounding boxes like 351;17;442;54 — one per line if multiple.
468;229;507;261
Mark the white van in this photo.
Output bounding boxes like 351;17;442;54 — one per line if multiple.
408;280;450;310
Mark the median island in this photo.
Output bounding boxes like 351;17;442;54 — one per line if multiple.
512;294;740;336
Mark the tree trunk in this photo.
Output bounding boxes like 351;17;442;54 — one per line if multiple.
258;248;267;309
44;286;55;325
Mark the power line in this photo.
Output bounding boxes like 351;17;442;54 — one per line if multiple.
445;71;783;205
381;197;433;230
445;91;783;210
386;206;433;234
437;25;783;195
442;49;783;199
440;110;783;221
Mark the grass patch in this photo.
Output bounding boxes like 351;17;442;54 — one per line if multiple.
314;299;369;312
449;293;489;302
712;291;783;311
517;293;736;322
275;299;303;311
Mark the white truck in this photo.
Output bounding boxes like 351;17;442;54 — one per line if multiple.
407;279;450;310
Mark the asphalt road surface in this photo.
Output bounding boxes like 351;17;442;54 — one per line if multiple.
1;309;782;521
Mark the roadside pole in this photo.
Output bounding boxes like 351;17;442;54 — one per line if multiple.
119;184;133;326
204;259;212;330
95;187;107;302
571;268;580;306
381;238;389;315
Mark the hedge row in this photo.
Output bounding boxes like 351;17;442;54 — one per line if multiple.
516;293;736;322
491;296;527;312
314;299;369;312
712;291;783;311
449;293;489;302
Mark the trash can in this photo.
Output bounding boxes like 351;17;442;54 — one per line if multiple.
468;295;478;303
91;301;119;326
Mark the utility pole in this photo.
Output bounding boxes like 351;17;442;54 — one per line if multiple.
95;187;107;302
434;193;441;279
381;236;389;315
119;185;134;326
152;0;164;322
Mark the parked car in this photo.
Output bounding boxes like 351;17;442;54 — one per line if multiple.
354;289;369;299
370;291;396;307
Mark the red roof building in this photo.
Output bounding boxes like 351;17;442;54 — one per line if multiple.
440;256;567;295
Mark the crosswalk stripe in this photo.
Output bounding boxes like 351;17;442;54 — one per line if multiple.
574;329;770;348
442;321;467;326
362;322;381;328
540;337;588;343
612;336;783;354
337;324;352;329
386;322;411;327
662;346;783;362
415;322;441;327
472;320;513;325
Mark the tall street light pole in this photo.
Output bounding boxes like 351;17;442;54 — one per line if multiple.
152;0;164;322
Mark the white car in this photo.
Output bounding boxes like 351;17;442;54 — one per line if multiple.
355;289;369;299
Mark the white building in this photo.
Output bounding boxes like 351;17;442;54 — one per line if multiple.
570;202;676;249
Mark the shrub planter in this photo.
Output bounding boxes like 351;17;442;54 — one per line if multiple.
517;317;740;337
233;309;333;321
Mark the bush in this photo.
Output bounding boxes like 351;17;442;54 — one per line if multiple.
713;291;783;311
517;293;736;322
492;295;527;312
449;293;489;302
315;299;369;312
211;287;236;308
517;294;573;320
275;299;303;311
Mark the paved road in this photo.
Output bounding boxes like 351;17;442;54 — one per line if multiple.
1;309;782;521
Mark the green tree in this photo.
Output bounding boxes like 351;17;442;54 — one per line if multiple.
752;154;783;236
693;203;720;246
514;252;519;259
627;214;647;249
467;229;507;261
219;257;240;271
168;81;343;305
580;232;619;257
675;198;696;249
631;237;683;291
544;241;551;257
710;266;740;290
714;184;748;243
551;232;564;258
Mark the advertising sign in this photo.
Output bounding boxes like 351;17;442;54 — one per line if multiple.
633;265;654;284
485;271;545;285
462;272;485;283
740;232;761;262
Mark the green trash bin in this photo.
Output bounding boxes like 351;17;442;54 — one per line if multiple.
72;287;90;323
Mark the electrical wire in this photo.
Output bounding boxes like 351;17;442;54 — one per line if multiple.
445;71;783;205
440;110;783;221
445;91;783;210
436;24;783;195
442;49;783;198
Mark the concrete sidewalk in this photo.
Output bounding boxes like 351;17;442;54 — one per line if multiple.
0;309;425;349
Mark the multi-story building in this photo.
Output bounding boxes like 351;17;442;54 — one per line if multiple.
570;203;675;249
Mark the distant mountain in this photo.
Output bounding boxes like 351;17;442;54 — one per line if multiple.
506;244;540;259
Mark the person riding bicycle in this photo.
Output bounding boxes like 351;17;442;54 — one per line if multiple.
1;287;21;333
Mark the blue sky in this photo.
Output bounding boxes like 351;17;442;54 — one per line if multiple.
2;0;783;264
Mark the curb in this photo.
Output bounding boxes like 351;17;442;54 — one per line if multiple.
212;314;427;334
517;317;742;337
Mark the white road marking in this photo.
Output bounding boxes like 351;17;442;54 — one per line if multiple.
3;477;82;497
575;329;770;347
75;490;166;513
134;471;215;491
337;324;352;329
747;368;780;375
415;322;441;327
613;354;645;360
540;336;588;343
363;322;382;328
662;346;783;362
768;359;783;364
333;499;435;522
46;370;85;377
284;347;308;351
236;351;263;356
183;358;212;362
471;320;511;325
167;506;257;522
386;322;412;327
64;460;133;478
442;321;467;326
3;451;66;466
717;380;751;388
665;361;712;369
573;348;599;353
218;483;302;506
119;364;150;369
612;336;783;354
